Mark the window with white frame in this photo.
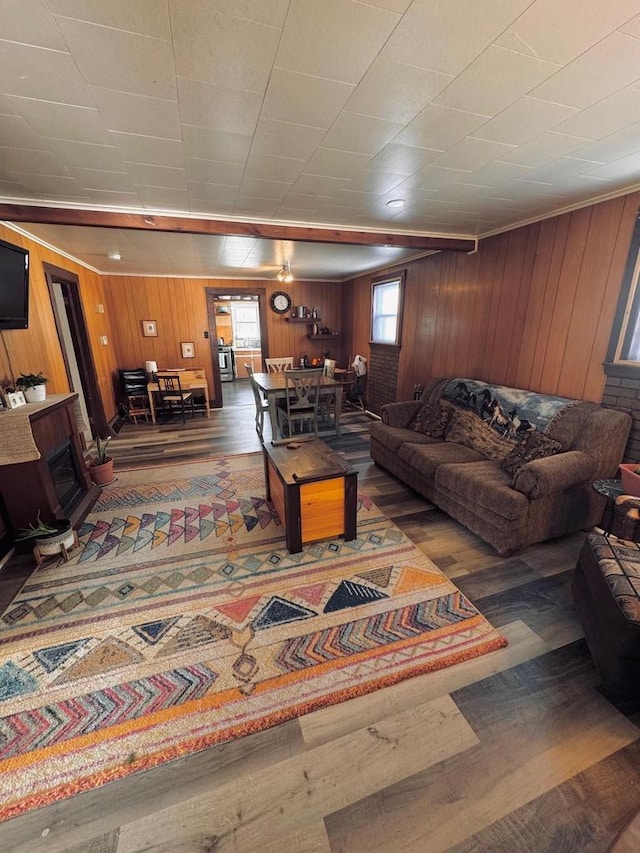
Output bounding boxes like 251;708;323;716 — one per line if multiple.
608;211;640;371
371;273;404;345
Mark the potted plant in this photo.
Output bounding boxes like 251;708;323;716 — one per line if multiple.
88;435;114;486
16;372;49;403
16;512;75;556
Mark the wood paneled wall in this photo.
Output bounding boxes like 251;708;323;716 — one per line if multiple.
343;191;640;405
102;276;344;405
0;224;119;420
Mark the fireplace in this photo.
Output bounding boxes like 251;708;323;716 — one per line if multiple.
47;440;84;515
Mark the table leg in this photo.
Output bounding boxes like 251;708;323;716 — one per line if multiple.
333;383;342;437
267;394;279;439
148;389;156;424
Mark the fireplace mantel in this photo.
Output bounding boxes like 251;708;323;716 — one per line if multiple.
0;393;99;538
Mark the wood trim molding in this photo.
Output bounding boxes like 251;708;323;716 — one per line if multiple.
0;204;476;252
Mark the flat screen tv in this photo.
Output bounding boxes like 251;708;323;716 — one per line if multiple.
0;238;29;329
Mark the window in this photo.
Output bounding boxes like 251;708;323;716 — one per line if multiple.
232;302;261;346
371;273;404;345
607;210;640;373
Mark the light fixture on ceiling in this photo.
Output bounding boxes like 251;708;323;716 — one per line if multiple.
386;198;406;209
277;260;294;283
108;251;121;261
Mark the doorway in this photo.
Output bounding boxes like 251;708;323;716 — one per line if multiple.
205;287;269;408
43;262;108;442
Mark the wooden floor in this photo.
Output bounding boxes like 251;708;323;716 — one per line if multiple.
2;379;640;852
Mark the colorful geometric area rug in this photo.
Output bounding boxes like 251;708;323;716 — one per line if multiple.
0;452;506;821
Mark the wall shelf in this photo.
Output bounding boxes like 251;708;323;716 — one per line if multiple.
285;317;321;323
307;333;340;339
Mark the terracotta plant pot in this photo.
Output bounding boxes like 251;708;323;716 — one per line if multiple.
619;464;640;497
34;519;75;555
89;456;115;486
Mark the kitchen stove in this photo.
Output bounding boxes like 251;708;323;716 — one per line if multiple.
218;345;235;381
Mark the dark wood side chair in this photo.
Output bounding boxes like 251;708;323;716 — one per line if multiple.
155;373;195;424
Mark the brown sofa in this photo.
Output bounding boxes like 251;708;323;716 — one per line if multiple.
370;377;632;556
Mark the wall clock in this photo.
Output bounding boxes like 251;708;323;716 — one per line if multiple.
270;291;292;314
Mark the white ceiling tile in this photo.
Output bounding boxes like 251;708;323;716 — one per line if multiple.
0;41;94;105
12;173;84;196
496;0;640;64
182;125;252;164
434;47;560;116
69;168;133;191
178;77;263;135
262;69;354;128
344;58;453;124
0;145;68;175
250;119;326;160
458;160;534;185
366;142;442;176
171;3;280;93
111;133;184;168
239;177;291;200
552;87;640;139
184;0;290;27
584;152;640;181
530;32;640;109
359;0;413;11
304;148;371;179
90;88;181;139
381;0;533;75
184;158;244;185
244;154;306;183
431;137;516;171
187;181;239;204
77;189;142;206
500;130;592;167
291;173;350;196
126;163;186;189
45;138;126;171
320;112;402;156
524;156;604;184
278;193;328;211
0;0;67;49
470;97;578;146
275;0;400;85
0;115;49;150
7;97;112;145
395;105;489;151
399;165;471;191
54;17;176;99
137;186;189;208
233;197;281;217
572;123;640;164
347;169;406;195
48;0;171;38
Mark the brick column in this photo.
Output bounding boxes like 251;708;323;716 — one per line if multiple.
367;344;400;415
602;375;640;462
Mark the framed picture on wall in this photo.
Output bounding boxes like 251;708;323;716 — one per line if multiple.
181;341;195;358
142;320;157;337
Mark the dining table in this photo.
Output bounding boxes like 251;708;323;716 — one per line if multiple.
251;372;343;440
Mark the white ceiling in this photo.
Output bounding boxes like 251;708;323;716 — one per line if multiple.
3;0;640;279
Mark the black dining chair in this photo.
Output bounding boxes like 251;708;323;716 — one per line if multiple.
155;373;195;423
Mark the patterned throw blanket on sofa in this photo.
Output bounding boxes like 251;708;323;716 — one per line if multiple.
441;378;579;441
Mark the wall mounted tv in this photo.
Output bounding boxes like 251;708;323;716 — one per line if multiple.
0;238;29;329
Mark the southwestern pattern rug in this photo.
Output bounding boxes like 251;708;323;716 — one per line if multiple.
0;453;506;820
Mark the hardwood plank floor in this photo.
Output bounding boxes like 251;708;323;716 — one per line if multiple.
2;379;639;853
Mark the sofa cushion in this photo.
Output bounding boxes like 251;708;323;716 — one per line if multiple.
410;401;452;438
435;460;529;521
370;421;438;454
502;431;562;477
398;440;485;480
445;407;515;461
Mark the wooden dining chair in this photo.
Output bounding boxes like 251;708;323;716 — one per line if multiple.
249;373;270;438
276;369;321;438
155;373;195;423
265;357;294;372
319;358;337;425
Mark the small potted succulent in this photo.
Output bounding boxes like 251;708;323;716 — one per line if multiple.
16;372;49;403
88;435;114;486
16;512;75;556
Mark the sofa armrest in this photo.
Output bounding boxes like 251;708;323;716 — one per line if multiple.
512;450;596;499
380;400;423;428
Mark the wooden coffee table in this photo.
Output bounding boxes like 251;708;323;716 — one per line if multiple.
262;438;358;554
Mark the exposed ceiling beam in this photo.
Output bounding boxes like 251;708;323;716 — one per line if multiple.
0;204;475;252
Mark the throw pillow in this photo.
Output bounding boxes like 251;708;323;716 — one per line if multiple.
410;401;451;439
444;407;516;460
502;431;562;476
